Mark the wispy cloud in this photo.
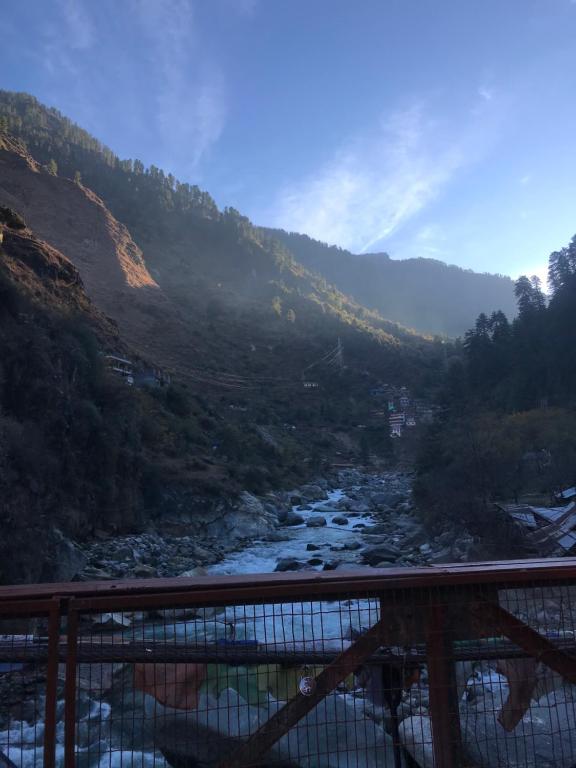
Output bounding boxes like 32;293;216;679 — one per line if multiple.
57;0;94;49
478;85;494;102
42;0;95;75
269;104;467;253
134;0;226;171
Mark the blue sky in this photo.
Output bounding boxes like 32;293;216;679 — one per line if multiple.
2;0;576;282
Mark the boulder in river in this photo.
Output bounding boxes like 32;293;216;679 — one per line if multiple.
282;511;305;527
306;516;327;528
263;532;291;542
361;544;401;566
306;543;321;551
300;484;326;501
275;558;305;572
370;492;405;509
332;516;349;526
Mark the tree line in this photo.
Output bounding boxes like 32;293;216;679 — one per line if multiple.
415;235;576;555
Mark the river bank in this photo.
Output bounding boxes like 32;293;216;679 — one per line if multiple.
73;469;475;583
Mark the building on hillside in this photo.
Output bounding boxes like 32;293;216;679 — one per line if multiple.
389;412;406;438
498;501;576;557
302;380;319;390
134;366;171;388
556;487;576;503
105;355;134;385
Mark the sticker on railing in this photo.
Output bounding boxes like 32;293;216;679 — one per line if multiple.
299;671;317;697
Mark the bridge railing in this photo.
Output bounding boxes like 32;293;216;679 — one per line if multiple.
2;559;576;767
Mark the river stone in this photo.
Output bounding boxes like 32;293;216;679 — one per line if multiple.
150;686;398;767
300;484;326;501
262;532;290;542
332;516;349;526
132;564;157;578
306;543;321;551
463;688;576;767
108;545;134;563
282;511;305;527
306;516;327;528
307;558;323;566
428;546;454;564
275;558;305;572
361;524;391;536
361;544;401;566
370;492;405;508
399;715;434;768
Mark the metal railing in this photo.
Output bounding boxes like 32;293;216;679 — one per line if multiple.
2;559;576;767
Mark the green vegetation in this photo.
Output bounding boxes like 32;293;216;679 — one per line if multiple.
265;228;517;338
0;221;312;583
416;236;576;552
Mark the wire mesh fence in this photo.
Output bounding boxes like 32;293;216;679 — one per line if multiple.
2;563;576;767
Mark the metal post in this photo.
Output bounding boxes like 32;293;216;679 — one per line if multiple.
426;601;463;768
64;606;79;768
43;599;62;768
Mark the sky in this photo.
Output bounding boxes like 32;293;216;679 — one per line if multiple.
2;0;576;283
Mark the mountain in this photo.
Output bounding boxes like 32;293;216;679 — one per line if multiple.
0;91;440;391
0;92;448;582
263;229;517;338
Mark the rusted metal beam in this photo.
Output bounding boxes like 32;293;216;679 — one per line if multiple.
426;603;465;768
64;607;79;768
470;601;576;685
2;558;576;607
217;616;387;768
43;600;62;768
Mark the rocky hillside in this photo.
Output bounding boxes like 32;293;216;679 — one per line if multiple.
0;94;439;390
264;228;517;337
0;93;448;584
0;208;312;584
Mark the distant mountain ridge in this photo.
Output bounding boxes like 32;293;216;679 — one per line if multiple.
1;90;515;341
263;229;517;337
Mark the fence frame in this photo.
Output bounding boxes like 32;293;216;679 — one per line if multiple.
3;558;576;768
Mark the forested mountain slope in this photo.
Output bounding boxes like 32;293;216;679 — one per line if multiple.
415;245;576;555
0;208;184;582
0;91;441;394
265;228;517;337
0;92;451;584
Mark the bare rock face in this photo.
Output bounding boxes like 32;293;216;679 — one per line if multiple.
0;205;26;229
205;492;278;540
40;529;87;582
